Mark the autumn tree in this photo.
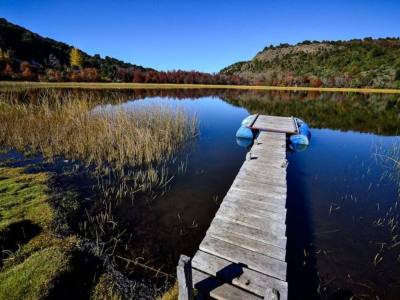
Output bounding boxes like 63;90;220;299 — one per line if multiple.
0;48;10;61
1;63;13;78
22;66;33;79
20;61;35;80
82;68;99;81
70;48;84;68
132;70;144;83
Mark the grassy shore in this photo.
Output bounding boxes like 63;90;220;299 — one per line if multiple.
1;81;400;94
0;167;77;300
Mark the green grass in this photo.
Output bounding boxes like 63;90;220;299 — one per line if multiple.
0;167;78;300
0;246;71;300
91;273;123;300
0;167;53;232
157;282;178;300
0;81;400;94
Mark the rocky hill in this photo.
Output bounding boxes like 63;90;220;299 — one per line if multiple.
221;39;400;88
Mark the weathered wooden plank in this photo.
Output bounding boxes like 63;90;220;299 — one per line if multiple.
250;143;286;153
231;178;287;196
243;157;288;168
215;211;286;237
244;156;287;167
240;164;286;177
239;163;286;179
249;147;286;157
252;126;296;135
223;194;286;214
206;228;286;261
192;251;288;300
209;217;287;249
254;122;293;130
258;130;287;137
192;268;262;300
233;177;287;194
253;116;296;134
220;200;286;222
239;164;287;178
229;186;286;203
199;235;287;281
253;136;287;144
252;121;296;133
256;118;292;125
257;131;287;139
218;202;286;225
236;172;286;188
256;135;286;142
253;135;286;149
246;153;287;164
227;188;286;208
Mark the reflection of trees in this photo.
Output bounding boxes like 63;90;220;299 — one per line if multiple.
221;91;400;135
3;88;400;135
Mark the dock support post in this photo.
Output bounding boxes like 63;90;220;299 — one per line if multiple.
177;255;193;300
264;288;280;300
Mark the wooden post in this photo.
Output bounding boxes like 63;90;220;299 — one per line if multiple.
177;255;193;300
264;287;280;300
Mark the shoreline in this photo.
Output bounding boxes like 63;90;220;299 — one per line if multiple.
1;81;400;94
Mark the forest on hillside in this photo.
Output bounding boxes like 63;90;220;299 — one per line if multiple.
221;38;400;88
0;18;245;85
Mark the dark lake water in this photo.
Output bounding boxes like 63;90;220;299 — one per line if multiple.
2;89;400;299
102;90;400;299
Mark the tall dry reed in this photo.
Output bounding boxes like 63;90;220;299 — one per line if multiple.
0;90;197;172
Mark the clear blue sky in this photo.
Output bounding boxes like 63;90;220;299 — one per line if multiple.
1;0;399;72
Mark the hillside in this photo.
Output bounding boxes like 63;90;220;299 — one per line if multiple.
0;18;243;84
221;38;400;88
0;18;153;81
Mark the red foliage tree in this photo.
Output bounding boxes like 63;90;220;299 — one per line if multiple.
82;68;99;82
22;66;33;80
132;70;145;83
2;63;14;78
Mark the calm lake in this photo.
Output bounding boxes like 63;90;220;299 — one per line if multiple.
2;89;400;299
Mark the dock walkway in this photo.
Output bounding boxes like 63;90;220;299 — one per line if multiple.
177;115;296;300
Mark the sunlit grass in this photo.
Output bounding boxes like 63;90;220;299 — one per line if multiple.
157;282;178;300
0;246;71;300
0;166;79;300
0;167;52;233
1;81;400;94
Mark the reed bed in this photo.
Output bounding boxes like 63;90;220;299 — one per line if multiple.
0;90;197;198
0;90;197;172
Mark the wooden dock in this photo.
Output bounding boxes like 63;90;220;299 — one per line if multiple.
177;115;297;300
